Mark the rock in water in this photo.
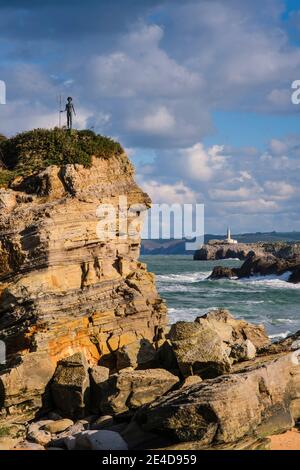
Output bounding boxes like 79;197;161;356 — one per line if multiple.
0;149;166;425
209;266;236;279
210;253;300;283
194;241;300;261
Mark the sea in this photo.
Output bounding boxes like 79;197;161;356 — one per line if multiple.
141;255;300;341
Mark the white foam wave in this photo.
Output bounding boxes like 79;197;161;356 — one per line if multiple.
238;272;300;289
168;306;212;323
269;331;291;340
157;272;208;283
158;284;199;293
271;318;299;324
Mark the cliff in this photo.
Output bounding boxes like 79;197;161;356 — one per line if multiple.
0;130;167;426
194;241;300;260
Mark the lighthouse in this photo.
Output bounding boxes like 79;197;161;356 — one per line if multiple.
225;226;238;244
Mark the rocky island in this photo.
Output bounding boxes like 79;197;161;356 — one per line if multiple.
194;240;300;261
0;129;300;451
209;251;300;284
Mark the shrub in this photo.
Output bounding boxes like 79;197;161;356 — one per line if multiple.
0;128;124;181
0;426;10;437
0;169;15;188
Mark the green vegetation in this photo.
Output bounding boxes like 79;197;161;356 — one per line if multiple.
0;169;15;188
0;426;10;437
0;128;124;187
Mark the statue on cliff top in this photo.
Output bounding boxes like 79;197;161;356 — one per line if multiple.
61;96;76;130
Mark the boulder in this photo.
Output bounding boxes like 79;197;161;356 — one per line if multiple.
168;320;231;378
0;352;56;424
51;352;90;420
27;421;52;446
0;189;16;212
43;419;74;434
196;309;270;351
0;437;23;450
48;420;90;448
136;352;300;446
289;268;300;284
0;423;26;450
89;365;110;413
208;251;300;284
116;339;157;370
209;266;236;280
90;365;109;385
14;441;45;450
90;415;114;430
230;339;256;362
156;340;179;372
99;368;179;415
66;430;128;450
180;375;202;388
121;421;158;449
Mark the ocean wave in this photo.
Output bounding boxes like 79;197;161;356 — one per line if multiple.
168;306;212;323
270;318;299;324
237;272;300;289
268;331;291;340
158;284;199;293
157;272;208;283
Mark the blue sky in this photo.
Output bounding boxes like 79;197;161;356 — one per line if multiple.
1;0;300;233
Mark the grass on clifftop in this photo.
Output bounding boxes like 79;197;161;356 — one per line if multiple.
0;128;124;187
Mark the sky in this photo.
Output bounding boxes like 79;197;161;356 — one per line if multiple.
0;0;300;234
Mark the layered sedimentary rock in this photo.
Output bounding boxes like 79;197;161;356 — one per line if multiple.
194;241;300;261
0;154;167;425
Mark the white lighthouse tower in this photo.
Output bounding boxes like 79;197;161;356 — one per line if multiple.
224;226;238;244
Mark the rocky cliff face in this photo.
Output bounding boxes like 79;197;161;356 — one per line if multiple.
194;241;300;261
0;153;167;425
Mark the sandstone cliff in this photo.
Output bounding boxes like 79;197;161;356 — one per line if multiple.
0;142;167;426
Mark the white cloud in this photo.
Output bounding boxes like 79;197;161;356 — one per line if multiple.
176;143;227;182
264;181;296;199
136;133;300;232
127;106;175;135
140;179;199;205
